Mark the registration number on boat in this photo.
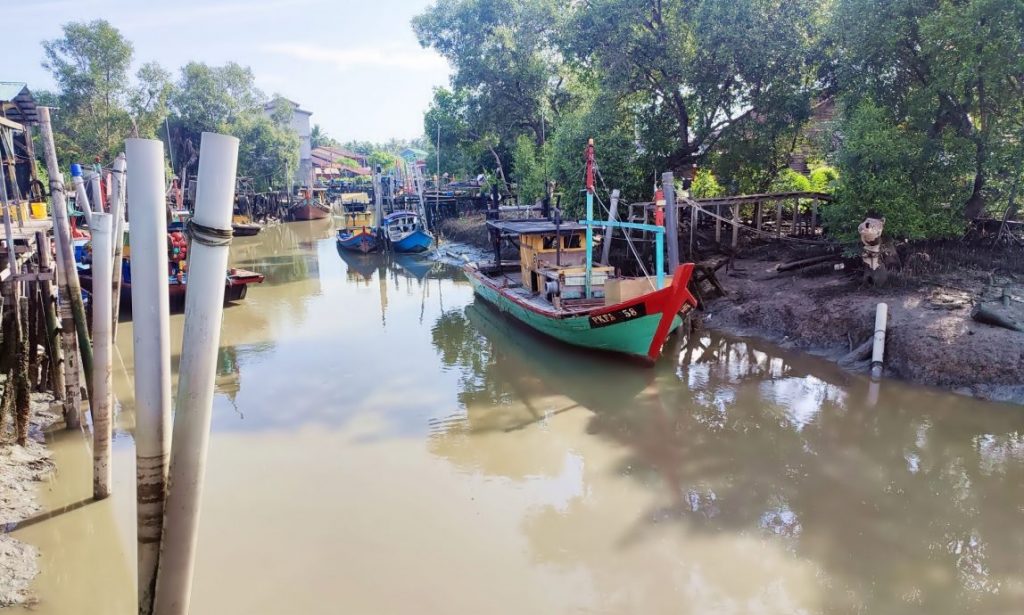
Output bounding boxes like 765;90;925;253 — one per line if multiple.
589;305;647;328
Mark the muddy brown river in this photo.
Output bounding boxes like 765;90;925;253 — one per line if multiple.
8;219;1024;614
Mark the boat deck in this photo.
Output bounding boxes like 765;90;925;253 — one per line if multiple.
475;267;606;317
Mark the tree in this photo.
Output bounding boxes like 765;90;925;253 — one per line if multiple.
227;112;299;192
41;20;136;162
128;62;173;138
414;0;572;182
311;124;340;148
564;0;819;174
833;0;1024;221
170;61;263;135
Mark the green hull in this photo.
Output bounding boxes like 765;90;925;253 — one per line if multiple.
468;274;681;359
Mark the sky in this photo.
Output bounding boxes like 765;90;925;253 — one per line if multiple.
0;0;452;143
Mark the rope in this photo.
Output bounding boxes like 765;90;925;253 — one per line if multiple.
186;219;233;247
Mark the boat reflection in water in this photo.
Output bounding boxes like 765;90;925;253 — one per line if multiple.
427;298;1024;614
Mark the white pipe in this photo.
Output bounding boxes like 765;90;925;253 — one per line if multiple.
126;139;172;615
88;170;104;213
109;154;127;341
71;164;93;226
870;302;888;380
90;212;113;499
153;132;238;615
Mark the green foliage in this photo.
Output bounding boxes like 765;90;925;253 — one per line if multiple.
833;0;1024;221
691;170;725;199
311;124;340;149
170;62;264;135
226;112;299;192
770;169;813;194
368;151;398;171
41;20;136;163
809;165;839;193
825;102;969;240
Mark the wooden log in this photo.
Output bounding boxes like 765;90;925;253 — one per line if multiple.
776;254;838;272
971;304;1024;332
839;337;873;367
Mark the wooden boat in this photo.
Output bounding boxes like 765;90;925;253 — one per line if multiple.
289;188;331;221
336;207;379;253
231;213;263;237
465;220;696;363
463;139;696;364
81;266;264;306
383;211;433;253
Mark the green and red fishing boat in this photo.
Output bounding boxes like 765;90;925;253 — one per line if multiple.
464;140;697;364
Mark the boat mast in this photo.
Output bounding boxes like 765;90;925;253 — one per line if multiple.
584;138;595;299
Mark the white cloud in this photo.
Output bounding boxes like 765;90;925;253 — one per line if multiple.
264;43;449;72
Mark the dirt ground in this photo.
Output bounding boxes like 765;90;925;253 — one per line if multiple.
0;390;60;608
701;248;1024;403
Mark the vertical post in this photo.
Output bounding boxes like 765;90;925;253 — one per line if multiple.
88;171;104;213
36;231;67;406
71;165;93;227
714;204;721;243
585;189;593;298
756;202;762;231
154;132;238;615
110;154;127;341
811;198;818;237
662;172;678;272
775;201;783;238
39;110;93;395
127;139;172;615
731;203;739;248
655;230;664;290
89;212;113;499
871;302;888;380
600;189;619;266
1;138;32;445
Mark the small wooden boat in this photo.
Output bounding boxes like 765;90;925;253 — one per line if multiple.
81;267;264;306
383;211;433;253
465;220;696;363
336;208;379;253
289;188;331;221
232;222;262;237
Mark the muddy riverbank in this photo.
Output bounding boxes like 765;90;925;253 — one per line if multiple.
438;217;1024;402
1;390;59;608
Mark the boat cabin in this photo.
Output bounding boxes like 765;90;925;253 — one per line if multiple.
384;211;421;235
487;220;615;304
341;209;375;231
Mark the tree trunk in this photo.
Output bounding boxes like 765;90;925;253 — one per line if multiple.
964;140;988;220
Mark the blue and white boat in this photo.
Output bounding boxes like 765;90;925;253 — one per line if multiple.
383;211;433;253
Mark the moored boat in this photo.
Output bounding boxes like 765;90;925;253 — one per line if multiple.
383;210;433;253
336;207;380;253
464;220;697;363
289;187;331;221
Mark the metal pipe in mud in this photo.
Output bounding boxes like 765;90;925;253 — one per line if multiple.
90;212;114;499
154;132;238;615
126;138;173;615
871;303;888;380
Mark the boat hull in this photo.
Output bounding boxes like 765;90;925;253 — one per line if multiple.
290;204;331;221
465;264;697;363
337;229;380;253
389;228;433;253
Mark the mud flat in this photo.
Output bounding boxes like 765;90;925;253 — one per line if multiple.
1;391;59;607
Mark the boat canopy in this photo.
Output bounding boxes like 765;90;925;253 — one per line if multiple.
486;219;588;237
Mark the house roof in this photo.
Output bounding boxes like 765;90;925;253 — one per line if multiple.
264;96;311;115
0;82;39;125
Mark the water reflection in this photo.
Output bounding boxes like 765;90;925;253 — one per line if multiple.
430;299;1024;613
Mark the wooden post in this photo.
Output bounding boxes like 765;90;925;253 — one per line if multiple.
811;197;818;237
731;203;740;248
775;201;783;238
662;172;679;272
89;212;113;499
600;189;620;266
36;232;67;407
714;204;722;243
756;202;762;232
109;154;127;341
39;108;93;399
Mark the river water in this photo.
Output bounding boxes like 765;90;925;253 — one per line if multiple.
8;219;1024;614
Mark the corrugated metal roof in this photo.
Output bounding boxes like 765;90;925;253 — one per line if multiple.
0;82;39;125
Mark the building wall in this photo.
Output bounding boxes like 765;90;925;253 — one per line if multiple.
293;109;313;188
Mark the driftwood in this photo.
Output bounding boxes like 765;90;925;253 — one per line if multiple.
839;337;873;367
971;304;1024;332
777;254;837;272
